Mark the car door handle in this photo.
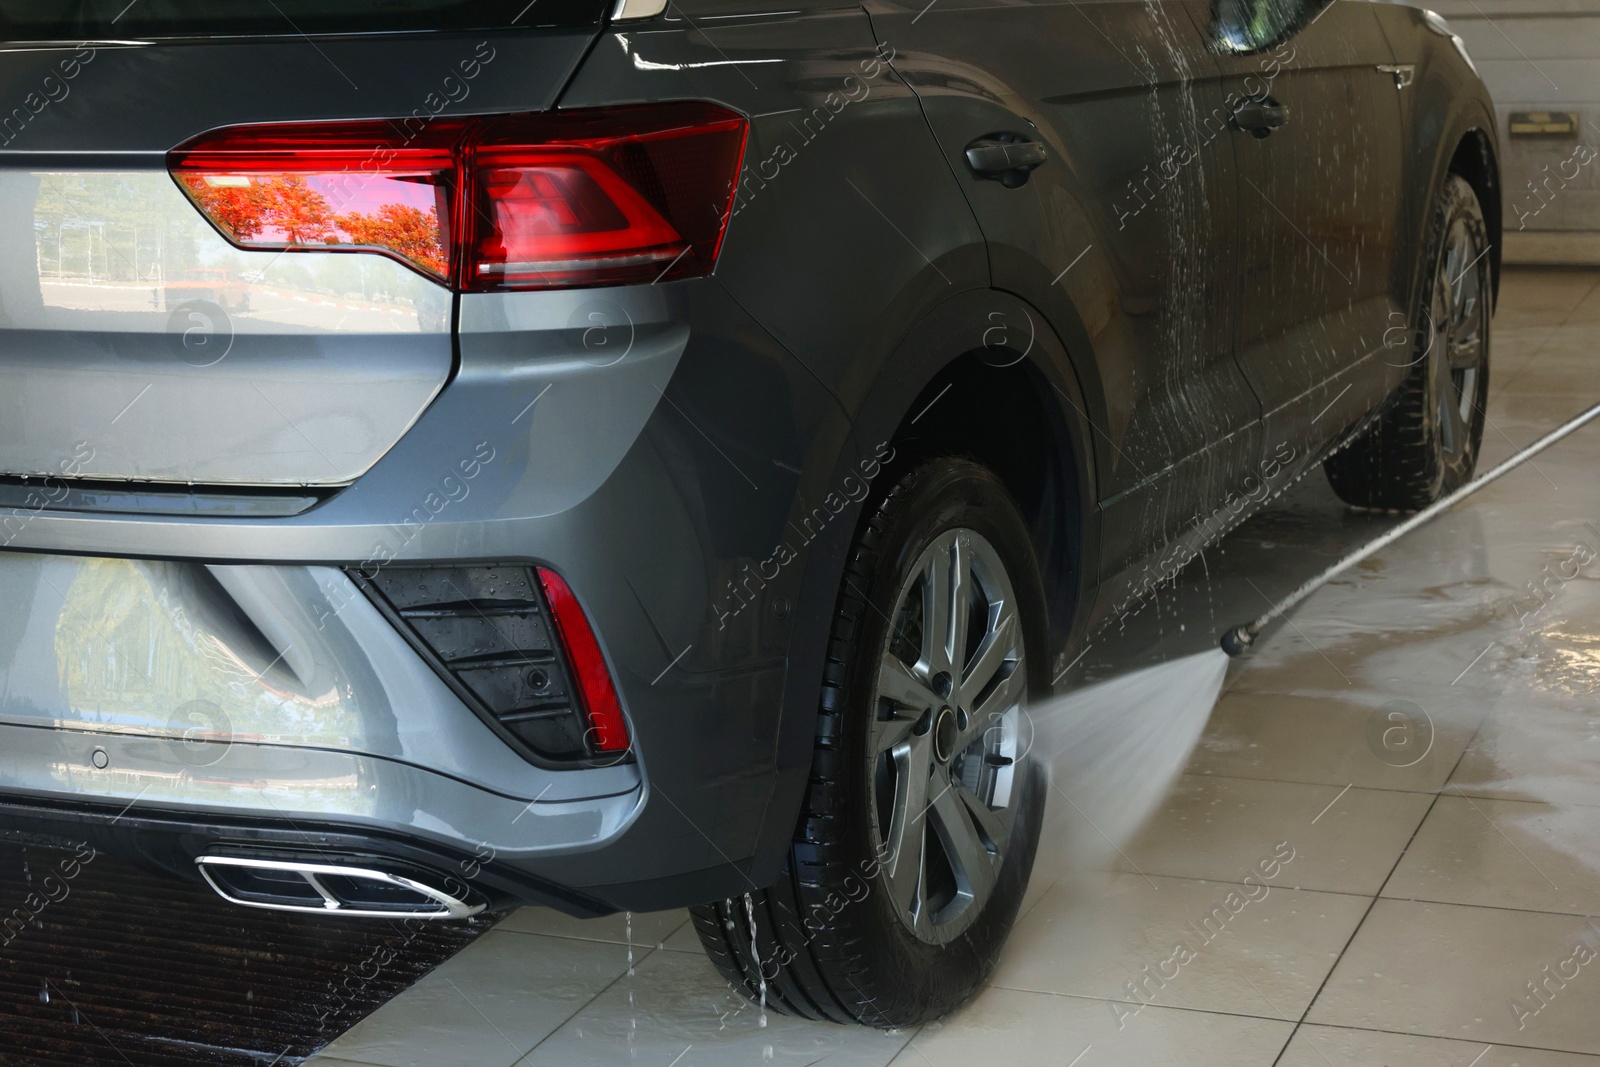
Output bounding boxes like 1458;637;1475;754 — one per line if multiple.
1376;63;1415;90
1231;97;1291;138
965;135;1048;188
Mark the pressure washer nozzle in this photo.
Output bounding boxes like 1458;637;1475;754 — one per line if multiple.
1220;624;1256;658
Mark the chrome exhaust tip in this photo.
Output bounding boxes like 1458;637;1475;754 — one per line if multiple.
197;855;484;920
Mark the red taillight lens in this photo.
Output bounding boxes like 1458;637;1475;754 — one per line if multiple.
535;567;630;755
168;120;463;282
468;105;747;289
167;103;748;291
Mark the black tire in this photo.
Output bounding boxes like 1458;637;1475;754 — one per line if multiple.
1325;173;1491;509
691;457;1048;1028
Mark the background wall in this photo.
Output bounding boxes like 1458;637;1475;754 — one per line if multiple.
1429;0;1600;263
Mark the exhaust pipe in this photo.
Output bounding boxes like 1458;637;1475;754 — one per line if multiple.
197;855;484;920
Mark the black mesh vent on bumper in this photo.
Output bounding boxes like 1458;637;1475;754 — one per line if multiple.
352;564;604;764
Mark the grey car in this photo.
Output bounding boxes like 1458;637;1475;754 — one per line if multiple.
0;0;1497;1026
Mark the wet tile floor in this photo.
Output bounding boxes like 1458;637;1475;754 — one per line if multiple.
0;843;491;1066
309;268;1600;1067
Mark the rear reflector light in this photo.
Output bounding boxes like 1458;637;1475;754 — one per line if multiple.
536;567;631;753
355;563;630;765
168;103;748;291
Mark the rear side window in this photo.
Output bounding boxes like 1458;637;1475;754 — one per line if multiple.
0;0;610;40
1211;0;1331;53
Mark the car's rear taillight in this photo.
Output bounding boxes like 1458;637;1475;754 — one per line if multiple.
167;103;748;291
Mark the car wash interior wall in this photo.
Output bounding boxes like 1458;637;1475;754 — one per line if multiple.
1432;0;1600;265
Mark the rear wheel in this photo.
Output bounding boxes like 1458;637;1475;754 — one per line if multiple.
1325;173;1491;509
691;457;1046;1027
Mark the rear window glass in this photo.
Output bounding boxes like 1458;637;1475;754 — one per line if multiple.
0;0;609;40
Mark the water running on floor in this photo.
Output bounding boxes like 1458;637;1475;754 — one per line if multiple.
1025;401;1600;869
624;910;636;1045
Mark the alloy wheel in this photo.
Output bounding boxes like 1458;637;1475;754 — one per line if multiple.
1430;215;1488;460
868;528;1026;945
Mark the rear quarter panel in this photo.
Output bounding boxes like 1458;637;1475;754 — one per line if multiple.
558;7;997;887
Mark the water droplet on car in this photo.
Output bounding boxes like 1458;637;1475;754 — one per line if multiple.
743;893;768;1027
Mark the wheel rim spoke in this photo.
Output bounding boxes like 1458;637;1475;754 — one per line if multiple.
1447;334;1480;371
947;536;972;679
877;658;938;720
1456;367;1480;425
960;606;1016;709
871;709;918;756
1446;251;1483;372
1452;271;1474;330
1443;224;1468;312
884;738;933;914
920;546;954;675
964;665;1025;751
954;780;1011;860
930;780;998;907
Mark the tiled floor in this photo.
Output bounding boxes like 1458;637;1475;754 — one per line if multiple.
309;268;1600;1066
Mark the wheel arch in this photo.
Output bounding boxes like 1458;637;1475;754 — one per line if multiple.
753;288;1103;888
879;350;1084;679
850;288;1100;668
1374;0;1503;314
1447;124;1503;308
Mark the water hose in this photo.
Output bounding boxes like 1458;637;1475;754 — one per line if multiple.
1221;400;1600;656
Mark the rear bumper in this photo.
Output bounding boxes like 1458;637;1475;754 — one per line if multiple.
0;793;613;916
0;278;851;912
